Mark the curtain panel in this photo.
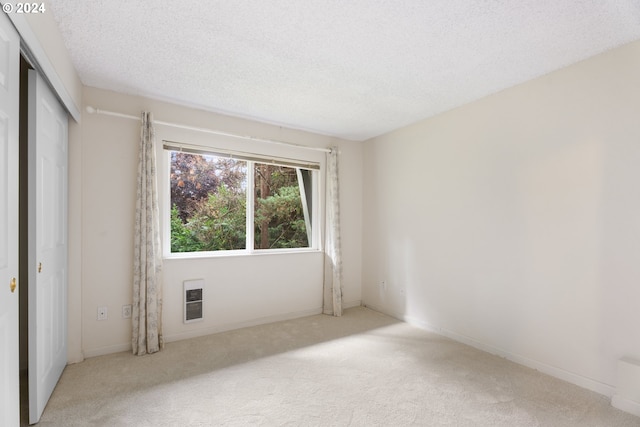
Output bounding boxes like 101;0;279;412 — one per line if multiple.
132;111;164;355
323;147;343;316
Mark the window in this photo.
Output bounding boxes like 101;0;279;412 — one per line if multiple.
169;151;247;252
165;143;318;254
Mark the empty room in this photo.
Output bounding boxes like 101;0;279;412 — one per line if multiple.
2;1;640;425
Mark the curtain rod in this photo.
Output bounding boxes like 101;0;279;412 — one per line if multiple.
85;106;332;153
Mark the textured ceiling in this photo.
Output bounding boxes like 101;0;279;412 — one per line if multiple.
49;0;640;141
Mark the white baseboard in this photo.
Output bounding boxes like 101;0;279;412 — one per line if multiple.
82;304;363;359
430;321;615;398
163;307;323;344
66;352;85;365
343;299;362;310
362;303;615;398
83;342;132;359
612;395;640;417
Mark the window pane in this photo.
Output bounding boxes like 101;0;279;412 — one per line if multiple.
254;163;311;249
170;151;247;252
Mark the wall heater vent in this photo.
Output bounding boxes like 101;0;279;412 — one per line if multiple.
184;279;204;323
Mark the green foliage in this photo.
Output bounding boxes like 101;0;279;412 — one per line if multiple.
171;185;246;252
187;185;246;251
255;186;308;249
170;205;201;253
170;152;246;222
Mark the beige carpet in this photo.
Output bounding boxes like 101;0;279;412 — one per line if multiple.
29;307;640;426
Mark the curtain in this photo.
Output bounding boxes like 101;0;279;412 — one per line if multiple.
323;147;343;316
132;111;164;355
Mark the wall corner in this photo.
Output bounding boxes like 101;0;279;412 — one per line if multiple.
611;357;640;417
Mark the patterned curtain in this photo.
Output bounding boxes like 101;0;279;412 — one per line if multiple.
132;112;164;355
323;147;343;316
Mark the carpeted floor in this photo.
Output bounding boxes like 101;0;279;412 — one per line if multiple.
27;307;640;426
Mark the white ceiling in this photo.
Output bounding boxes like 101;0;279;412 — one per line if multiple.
49;1;640;141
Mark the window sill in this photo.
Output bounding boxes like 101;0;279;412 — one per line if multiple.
163;247;322;261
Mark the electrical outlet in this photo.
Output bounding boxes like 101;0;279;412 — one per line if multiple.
122;304;132;319
97;306;108;321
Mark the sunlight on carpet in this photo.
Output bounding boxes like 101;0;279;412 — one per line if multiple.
32;307;640;426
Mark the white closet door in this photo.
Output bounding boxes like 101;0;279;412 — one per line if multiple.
0;11;21;427
28;69;68;425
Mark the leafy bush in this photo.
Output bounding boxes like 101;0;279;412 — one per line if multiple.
171;184;246;252
255;186;308;249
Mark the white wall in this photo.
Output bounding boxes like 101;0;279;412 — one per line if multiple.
77;87;362;357
362;40;640;396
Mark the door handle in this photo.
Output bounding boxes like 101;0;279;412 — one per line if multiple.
10;277;16;293
38;262;42;273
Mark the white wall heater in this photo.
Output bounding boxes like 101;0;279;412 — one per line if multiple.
183;279;204;323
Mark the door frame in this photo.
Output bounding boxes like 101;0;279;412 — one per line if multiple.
5;14;80;122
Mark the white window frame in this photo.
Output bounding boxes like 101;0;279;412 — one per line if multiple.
161;140;324;259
